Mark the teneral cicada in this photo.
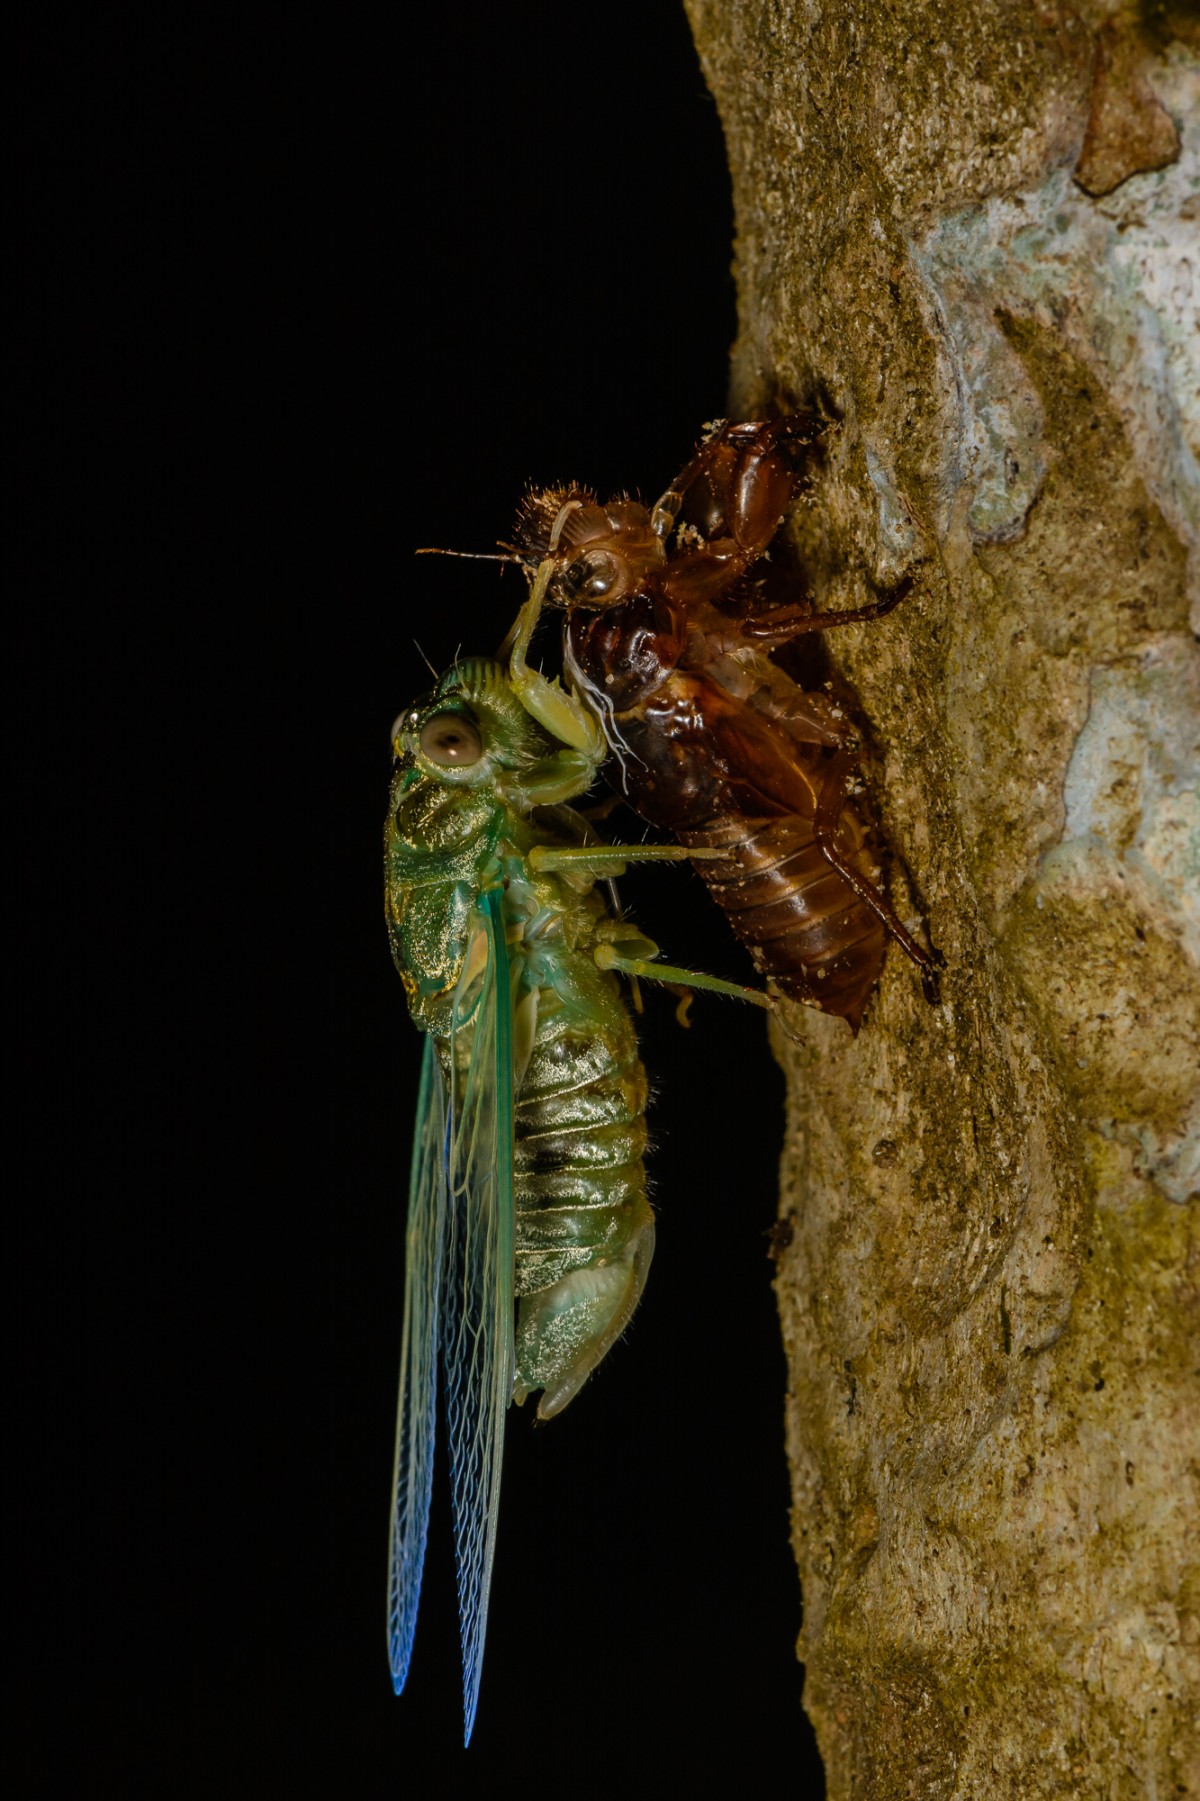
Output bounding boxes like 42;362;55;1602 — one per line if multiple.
385;578;765;1741
509;418;940;1030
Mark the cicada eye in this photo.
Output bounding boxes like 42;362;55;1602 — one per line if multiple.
563;550;619;603
419;710;483;766
389;708;420;745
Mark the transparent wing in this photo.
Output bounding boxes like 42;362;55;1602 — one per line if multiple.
387;1034;448;1695
442;885;516;1745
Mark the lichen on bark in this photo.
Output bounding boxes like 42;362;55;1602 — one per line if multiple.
684;2;1198;1793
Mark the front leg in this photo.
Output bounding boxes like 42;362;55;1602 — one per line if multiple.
652;420;813;607
498;747;600;810
651;416;819;549
507;559;608;765
649;419;728;541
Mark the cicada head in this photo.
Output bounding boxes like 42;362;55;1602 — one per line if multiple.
513;485;666;612
385;657;573;1031
390;658;553;798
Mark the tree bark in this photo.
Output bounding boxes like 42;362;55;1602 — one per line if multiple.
683;3;1198;1794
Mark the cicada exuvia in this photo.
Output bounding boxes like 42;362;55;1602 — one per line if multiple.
510;418;941;1030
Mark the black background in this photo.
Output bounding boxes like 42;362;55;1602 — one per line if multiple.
59;5;827;1794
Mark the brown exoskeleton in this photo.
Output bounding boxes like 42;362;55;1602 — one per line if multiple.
506;417;940;1031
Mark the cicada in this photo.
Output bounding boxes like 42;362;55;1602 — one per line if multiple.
510;418;941;1030
385;569;764;1742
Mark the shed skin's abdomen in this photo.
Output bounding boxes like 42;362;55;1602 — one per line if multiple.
679;807;887;1032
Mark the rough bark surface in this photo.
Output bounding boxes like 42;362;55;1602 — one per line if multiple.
684;3;1198;1794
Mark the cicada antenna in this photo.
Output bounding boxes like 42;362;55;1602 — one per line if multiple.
413;544;542;662
412;639;439;679
414;546;535;568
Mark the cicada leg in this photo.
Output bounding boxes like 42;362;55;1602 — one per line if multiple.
527;842;731;875
507;559;607;764
651;416;820;547
593;942;775;1011
653;419;811;603
741;575;914;646
662;983;694;1028
649;418;728;540
812;747;942;1002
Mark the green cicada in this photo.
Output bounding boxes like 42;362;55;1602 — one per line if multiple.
385;563;768;1743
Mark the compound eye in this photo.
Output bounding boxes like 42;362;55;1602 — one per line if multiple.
389;707;420;745
564;550;618;602
419;710;483;766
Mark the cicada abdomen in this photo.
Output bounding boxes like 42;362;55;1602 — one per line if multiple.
509;972;653;1414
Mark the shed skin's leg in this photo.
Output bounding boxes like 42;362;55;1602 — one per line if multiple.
651;419;811;598
811;747;942;997
742;576;914;645
651;418;803;550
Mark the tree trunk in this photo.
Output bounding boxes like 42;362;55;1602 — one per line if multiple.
683;3;1198;1794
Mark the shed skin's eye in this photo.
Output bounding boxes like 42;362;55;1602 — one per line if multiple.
564;551;618;602
419;712;483;766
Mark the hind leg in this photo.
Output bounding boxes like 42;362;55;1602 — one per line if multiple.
812;750;942;1001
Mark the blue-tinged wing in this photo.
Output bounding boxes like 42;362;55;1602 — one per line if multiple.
442;885;516;1745
387;1034;448;1695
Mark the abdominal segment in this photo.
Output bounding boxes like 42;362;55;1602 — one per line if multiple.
510;984;654;1419
680;807;887;1033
